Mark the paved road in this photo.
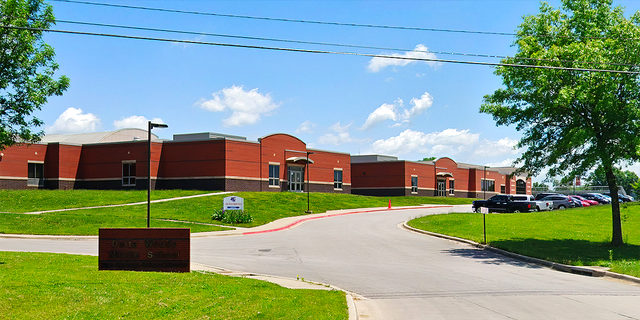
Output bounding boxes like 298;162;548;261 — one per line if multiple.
3;205;640;319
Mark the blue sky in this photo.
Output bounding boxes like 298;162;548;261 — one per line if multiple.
39;0;640;182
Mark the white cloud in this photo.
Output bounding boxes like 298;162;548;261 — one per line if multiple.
195;85;279;127
370;128;480;156
360;101;399;130
404;92;433;119
485;158;517;168
361;92;434;130
295;120;317;134
47;107;101;134
368;44;440;72
318;121;361;146
318;132;354;145
113;115;165;130
473;137;520;157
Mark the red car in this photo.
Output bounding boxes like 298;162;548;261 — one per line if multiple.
570;195;598;206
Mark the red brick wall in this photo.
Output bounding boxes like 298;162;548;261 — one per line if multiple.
351;162;406;189
77;141;154;180
158;140;226;178
0;144;47;178
226;140;260;179
259;134;350;192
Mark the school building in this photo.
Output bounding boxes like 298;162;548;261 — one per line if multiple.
0;129;530;197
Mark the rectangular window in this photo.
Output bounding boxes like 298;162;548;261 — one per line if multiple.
481;179;495;192
411;176;418;193
449;180;455;195
27;163;44;187
334;170;343;190
269;164;280;187
500;185;506;194
122;162;136;186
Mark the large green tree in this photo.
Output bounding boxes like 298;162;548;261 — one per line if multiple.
480;0;640;246
0;0;69;149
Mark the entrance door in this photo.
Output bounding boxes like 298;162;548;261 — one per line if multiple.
437;179;446;197
288;166;304;192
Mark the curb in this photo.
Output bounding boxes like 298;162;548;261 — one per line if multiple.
402;222;640;285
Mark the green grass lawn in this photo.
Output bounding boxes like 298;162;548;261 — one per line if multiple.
407;203;640;278
0;190;475;235
0;251;347;319
0;189;211;213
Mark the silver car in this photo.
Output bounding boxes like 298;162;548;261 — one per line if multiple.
539;195;576;210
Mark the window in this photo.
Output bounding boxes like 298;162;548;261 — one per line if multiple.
334;170;343;189
501;185;506;194
27;163;44;187
122;162;136;186
411;176;418;193
516;179;527;194
481;179;495;192
449;180;455;195
269;164;280;187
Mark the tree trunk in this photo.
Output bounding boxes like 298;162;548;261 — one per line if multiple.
605;168;624;246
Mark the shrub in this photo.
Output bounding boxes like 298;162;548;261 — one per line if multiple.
212;209;253;224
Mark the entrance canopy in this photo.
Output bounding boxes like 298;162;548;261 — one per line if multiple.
436;172;453;177
286;156;314;164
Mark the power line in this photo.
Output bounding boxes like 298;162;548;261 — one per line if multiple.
48;0;640;41
3;25;638;75
49;0;518;36
54;19;640;69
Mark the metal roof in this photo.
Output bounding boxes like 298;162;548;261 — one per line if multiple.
41;128;161;145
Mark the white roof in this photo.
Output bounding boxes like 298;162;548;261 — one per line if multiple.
41;128;161;145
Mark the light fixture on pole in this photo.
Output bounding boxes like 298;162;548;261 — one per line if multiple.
148;121;168;228
305;151;315;214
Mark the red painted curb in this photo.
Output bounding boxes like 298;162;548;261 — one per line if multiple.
242;205;453;235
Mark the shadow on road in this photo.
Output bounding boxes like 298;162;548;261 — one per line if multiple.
490;238;640;266
442;248;543;269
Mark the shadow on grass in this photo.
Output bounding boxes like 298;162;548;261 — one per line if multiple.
489;238;640;266
442;248;544;269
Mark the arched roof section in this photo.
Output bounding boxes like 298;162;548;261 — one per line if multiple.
435;157;457;165
258;133;306;146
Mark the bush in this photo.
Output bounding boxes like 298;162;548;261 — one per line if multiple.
212;209;253;224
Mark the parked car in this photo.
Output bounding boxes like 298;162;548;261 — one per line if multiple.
603;192;635;203
472;194;537;213
534;193;559;201
578;193;611;204
571;195;599;206
538;195;576;209
599;193;613;202
568;195;589;207
512;194;552;211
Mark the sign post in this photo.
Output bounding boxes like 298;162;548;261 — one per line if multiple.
481;206;488;244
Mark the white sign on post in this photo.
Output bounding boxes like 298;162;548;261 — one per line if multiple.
223;196;244;211
481;207;489;214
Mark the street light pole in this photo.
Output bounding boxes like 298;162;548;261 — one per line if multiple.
148;121;168;228
483;166;488;200
305;151;315;213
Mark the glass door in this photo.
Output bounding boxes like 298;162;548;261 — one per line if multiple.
288;166;304;192
437;179;446;197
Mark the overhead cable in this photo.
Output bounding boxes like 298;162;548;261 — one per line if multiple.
55;19;640;69
2;25;638;75
48;0;639;41
48;0;520;36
